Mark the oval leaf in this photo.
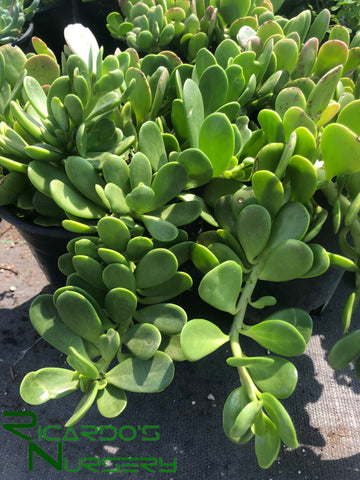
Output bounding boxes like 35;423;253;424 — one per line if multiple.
106;351;174;393
198;260;242;314
242;319;307;356
180;319;229;361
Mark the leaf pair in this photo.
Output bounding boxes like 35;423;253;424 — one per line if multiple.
222;387;297;468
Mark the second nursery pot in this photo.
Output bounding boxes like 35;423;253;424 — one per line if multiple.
32;0;77;57
0;206;78;288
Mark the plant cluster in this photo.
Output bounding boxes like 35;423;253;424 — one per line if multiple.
298;0;360;33
0;0;39;45
1;0;360;469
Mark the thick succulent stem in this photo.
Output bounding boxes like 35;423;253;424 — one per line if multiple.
322;180;360;251
229;268;260;402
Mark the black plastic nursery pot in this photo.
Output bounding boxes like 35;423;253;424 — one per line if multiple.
250;218;345;318
32;0;78;58
11;22;35;54
72;0;120;54
0;206;78;289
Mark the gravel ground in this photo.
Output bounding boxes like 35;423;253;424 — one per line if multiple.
0;219;359;480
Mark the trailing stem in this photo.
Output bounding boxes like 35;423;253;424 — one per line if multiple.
229;268;260;402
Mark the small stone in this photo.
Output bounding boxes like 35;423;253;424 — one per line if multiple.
207;394;215;401
191;400;196;405
10;286;16;292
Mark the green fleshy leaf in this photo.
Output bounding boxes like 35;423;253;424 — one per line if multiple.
97;216;130;252
223;387;253;444
126;184;156;213
328;330;360;370
72;255;105;289
135;248;178;289
129;152;152;188
53;285;111;330
242;319;306;356
180;319;229;361
226;356;275;368
273;38;298;74
102;263;136;292
134;303;187;335
230;400;263;443
300;244;330;279
236;205;271;262
103;154;130;191
142;215;178;242
28;161;69;197
29;295;89;358
138;121;167;171
20;368;79;406
252;170;284;217
266;308;313;343
24;54;60;86
65;381;99;427
259;239;314;282
98;329;121;362
55;291;105;344
104;183;131;215
191;243;220;274
151;162;188;207
96;384;127;418
23;76;48;117
182;78;204;147
208;243;245;269
337;99;360;135
138;272;192;303
50;180;106;219
126;236;153;261
257;109;284;143
288;155;317;203
199;113;235;177
306;65;343;120
150;200;202;226
275;87;306;119
0;172;27;205
314;40;348;77
105;288;137;327
260;392;298;449
255;416;281;469
283;107;316;139
159;334;186;361
67;347;99;380
266;202;310;250
65;156;106;207
177;148;213;188
123;323;162;360
106;351;174;392
321;123;360;179
199;64;228;116
198;260;242;314
215;39;241;69
249;356;298;399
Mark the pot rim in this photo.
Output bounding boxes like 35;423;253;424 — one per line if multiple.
0;205;77;240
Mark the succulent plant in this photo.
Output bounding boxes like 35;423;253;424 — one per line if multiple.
20;215;193;425
6;0;360;470
0;0;39;45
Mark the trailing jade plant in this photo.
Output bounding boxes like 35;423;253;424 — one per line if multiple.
1;0;360;470
21;214;193;426
0;0;39;44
